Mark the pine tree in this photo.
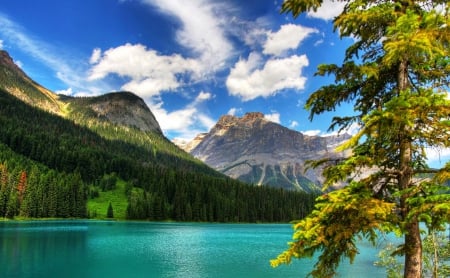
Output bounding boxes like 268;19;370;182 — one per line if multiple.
107;202;114;218
272;1;450;277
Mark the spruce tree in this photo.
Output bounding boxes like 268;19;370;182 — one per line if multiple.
107;202;114;218
272;1;450;278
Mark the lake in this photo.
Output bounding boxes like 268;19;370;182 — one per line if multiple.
0;220;390;277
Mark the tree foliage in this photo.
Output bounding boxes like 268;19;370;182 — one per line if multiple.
272;1;450;277
0;89;317;223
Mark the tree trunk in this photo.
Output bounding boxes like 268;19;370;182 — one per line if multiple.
400;136;422;278
404;219;422;278
397;58;422;277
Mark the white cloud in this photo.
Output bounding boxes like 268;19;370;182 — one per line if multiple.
290;120;299;128
195;91;212;102
15;60;23;68
265;112;280;124
306;0;346;21
148;91;216;140
263;24;318;56
227;107;241;116
0;39;3;49
226;52;309;101
121;77;179;97
89;48;101;64
197;113;216;130
55;87;73;95
302;130;321;136
314;39;324;47
88;43;201;97
152;103;197;131
301;121;360;137
242;26;268;49
141;0;234;74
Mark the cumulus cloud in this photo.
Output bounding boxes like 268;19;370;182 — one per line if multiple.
141;0;234;74
226;52;309;101
242;26;268;49
195;91;212;102
55;87;73;95
152;104;197;131
289;120;299;128
0;39;3;49
227;107;241;116
306;0;346;21
89;48;101;64
263;24;318;56
14;60;23;68
265;112;280;124
302;121;360;137
88;43;201;97
302;130;322;136
149;91;216;140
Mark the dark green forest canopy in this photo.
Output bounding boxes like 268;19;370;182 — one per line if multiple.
0;89;317;222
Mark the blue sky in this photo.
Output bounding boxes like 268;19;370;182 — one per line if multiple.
1;0;448;167
0;0;357;140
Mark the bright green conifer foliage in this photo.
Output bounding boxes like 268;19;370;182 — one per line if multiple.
272;1;450;277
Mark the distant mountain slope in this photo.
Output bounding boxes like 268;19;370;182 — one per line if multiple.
181;112;350;192
0;50;316;222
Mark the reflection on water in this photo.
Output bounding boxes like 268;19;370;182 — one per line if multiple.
0;221;389;278
0;221;88;277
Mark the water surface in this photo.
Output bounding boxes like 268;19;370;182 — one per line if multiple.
0;221;389;277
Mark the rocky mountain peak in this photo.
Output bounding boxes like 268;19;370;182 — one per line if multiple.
213;112;268;136
242;112;264;122
67;91;162;133
0;51;32;83
182;112;351;192
0;51;15;68
216;114;238;128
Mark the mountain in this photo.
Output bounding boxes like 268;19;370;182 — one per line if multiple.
0;50;316;222
61;91;162;133
0;50;161;134
180;112;350;192
0;50;63;114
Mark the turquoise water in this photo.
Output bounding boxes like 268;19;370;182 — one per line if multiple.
0;221;390;277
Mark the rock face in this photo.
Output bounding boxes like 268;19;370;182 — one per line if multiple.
69;92;162;133
173;133;208;153
185;112;350;192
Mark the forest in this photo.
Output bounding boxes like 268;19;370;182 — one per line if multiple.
0;89;318;222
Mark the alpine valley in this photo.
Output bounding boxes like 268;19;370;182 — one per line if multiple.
0;50;318;222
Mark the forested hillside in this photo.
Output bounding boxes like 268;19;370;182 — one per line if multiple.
0;88;317;222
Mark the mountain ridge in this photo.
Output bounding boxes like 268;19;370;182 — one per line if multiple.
0;50;63;114
0;50;161;134
0;49;317;222
180;112;350;192
61;91;162;133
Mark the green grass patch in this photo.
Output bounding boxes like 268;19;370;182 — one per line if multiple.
87;180;128;220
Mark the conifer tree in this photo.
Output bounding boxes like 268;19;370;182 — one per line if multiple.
107;202;114;218
272;1;450;277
